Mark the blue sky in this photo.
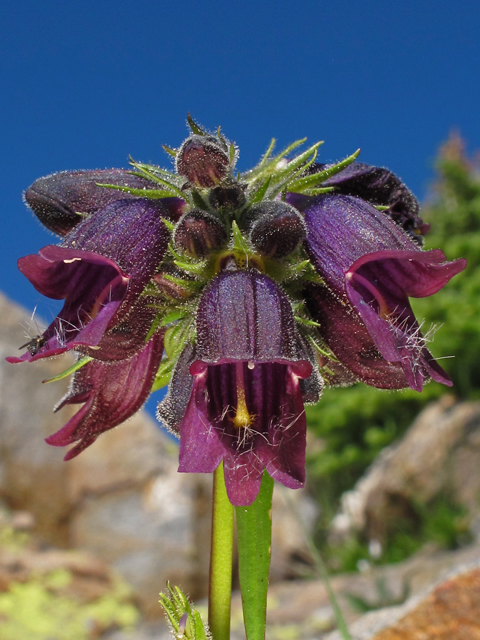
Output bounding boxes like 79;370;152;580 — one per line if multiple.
2;0;479;415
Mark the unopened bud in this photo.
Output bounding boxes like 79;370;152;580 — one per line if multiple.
176;135;230;188
248;201;306;258
174;209;227;258
208;184;246;212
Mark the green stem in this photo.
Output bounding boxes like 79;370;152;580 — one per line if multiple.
208;462;234;640
235;472;274;640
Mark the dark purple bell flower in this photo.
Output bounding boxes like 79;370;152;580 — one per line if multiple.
158;270;318;506
302;194;466;391
25;168;184;236
8;198;170;363
46;332;165;460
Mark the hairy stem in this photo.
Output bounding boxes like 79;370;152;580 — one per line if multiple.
209;462;234;640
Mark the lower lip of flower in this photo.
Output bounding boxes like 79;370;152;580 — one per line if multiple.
346;270;390;318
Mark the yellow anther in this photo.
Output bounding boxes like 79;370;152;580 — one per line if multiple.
233;362;254;429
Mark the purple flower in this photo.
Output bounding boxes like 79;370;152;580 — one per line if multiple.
9;123;466;504
158;270;320;506
299;193;466;391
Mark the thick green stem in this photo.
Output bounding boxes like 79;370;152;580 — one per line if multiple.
208;462;234;640
235;472;274;640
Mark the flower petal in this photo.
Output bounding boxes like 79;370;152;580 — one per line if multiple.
25;169;185;235
45;332;164;459
196;270;311;369
305;283;411;389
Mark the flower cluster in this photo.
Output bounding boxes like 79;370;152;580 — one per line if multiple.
9;116;466;505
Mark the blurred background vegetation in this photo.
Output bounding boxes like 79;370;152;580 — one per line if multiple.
305;133;480;570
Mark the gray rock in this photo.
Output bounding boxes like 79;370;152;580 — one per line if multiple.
329;396;480;547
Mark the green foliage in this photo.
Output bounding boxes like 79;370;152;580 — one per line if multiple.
0;569;139;640
305;133;480;565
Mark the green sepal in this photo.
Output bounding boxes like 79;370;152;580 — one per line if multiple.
258;138;276;167
235;471;274;640
162;218;176;232
187;113;205;136
162;273;203;293
164;318;193;360
160;309;190;327
287;148;360;193
129;159;186;199
162;145;177;157
375;205;390;211
42;356;93;384
191;190;210;211
272;141;323;184
294;315;320;327
229;142;236;164
174;259;208;276
151;358;174;391
308;335;340;362
302;186;336;196
249;176;271;204
95;183;177;199
145;312;164;342
231;220;250;254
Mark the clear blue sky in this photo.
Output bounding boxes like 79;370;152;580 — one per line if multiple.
2;0;479;415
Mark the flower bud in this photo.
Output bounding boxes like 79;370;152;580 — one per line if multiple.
248;201;306;259
173;209;227;258
208;184;246;212
175;135;230;187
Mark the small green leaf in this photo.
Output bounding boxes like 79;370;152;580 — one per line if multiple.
235;471;274;640
162;218;176;232
288;148;360;192
258;138;276;167
294;315;320;327
159;309;190;327
187;113;205;135
42;356;93;384
375;205;390;211
151;359;174;391
163;145;177;157
95;183;175;199
229;142;236;164
231;220;250;254
174;259;207;275
191;190;210;210
249;176;271;203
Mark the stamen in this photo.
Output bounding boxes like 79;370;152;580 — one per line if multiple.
233;361;254;429
347;271;390;318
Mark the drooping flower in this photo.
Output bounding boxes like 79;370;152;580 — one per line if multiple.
158;270;320;505
9;117;466;504
297;192;466;391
